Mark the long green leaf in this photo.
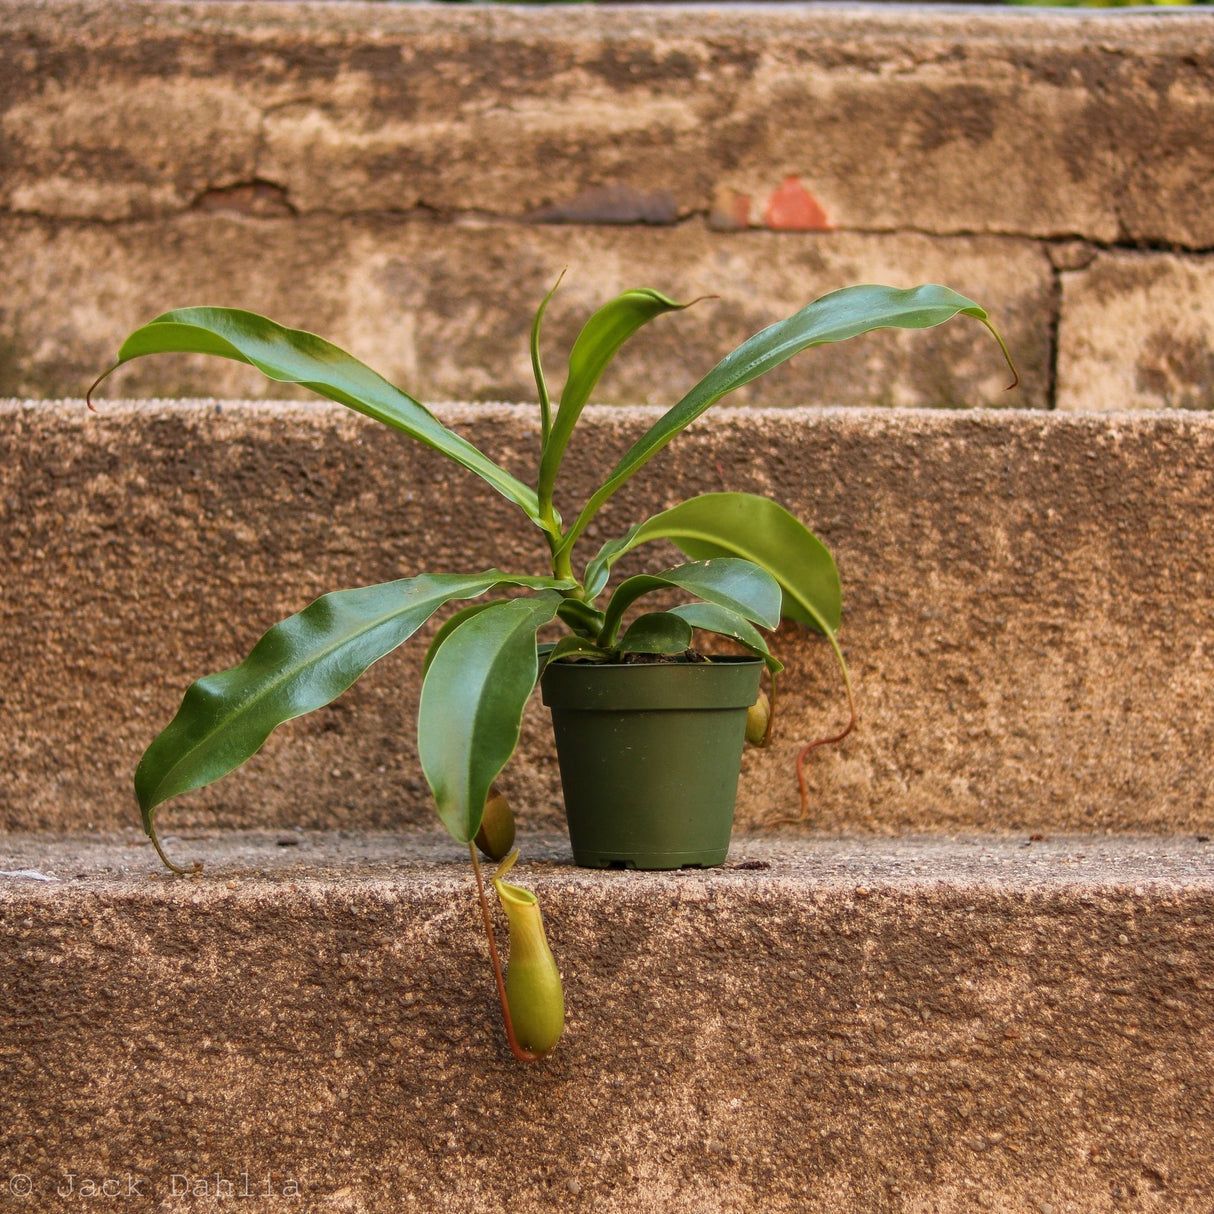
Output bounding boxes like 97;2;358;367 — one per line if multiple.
421;601;497;681
586;493;840;634
418;594;563;842
90;307;545;528
598;558;781;648
537;289;688;529
556;596;606;639
557;284;1015;559
135;571;571;841
669;602;783;673
530;272;564;447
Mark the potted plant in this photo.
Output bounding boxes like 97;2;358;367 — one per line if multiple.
89;278;1014;1059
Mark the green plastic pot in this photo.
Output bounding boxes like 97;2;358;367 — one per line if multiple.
540;657;763;869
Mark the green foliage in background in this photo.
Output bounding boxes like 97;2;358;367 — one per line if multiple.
1010;0;1208;7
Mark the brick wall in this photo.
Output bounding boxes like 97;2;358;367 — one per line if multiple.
2;1;1212;409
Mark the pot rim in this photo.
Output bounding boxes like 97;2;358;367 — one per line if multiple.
539;654;763;712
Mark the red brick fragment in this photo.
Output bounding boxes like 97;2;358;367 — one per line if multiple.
763;176;831;231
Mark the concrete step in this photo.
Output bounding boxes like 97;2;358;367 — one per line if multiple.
2;830;1211;1212
2;2;1212;409
6;1;1210;242
5;9;1212;1209
3;401;1213;837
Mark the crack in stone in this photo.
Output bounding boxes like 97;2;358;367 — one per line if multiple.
190;180;297;219
1;201;1211;259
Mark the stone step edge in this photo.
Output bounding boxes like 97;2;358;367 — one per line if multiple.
4;830;1212;1214
3;830;1212;897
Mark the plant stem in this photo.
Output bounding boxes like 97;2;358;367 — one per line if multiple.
550;543;575;584
793;676;857;817
468;841;542;1064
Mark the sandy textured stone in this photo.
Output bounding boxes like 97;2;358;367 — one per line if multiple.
1;831;1212;1212
2;2;1211;246
1057;252;1214;412
0;213;1051;406
2;402;1213;838
4;0;1211;418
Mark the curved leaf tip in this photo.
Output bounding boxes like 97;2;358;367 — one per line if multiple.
133;572;571;872
90;307;544;525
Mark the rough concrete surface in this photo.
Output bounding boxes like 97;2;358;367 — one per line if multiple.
0;215;1053;409
1;830;1211;1212
3;401;1213;838
2;1;1213;410
1058;252;1214;413
3;2;1211;243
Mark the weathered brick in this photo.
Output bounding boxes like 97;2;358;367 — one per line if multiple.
1058;252;1214;412
762;176;831;232
2;3;1210;245
0;215;1052;407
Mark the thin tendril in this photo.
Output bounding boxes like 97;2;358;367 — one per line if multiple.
771;675;858;825
148;824;201;875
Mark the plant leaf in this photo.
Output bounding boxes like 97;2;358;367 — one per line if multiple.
558;284;1015;558
546;635;609;664
584;524;645;600
90;307;545;528
418;593;563;843
598;558;781;647
617;612;694;655
537;288;688;524
587;492;840;634
422;601;498;680
531;271;564;448
556;596;606;639
669;602;783;673
135;571;572;844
